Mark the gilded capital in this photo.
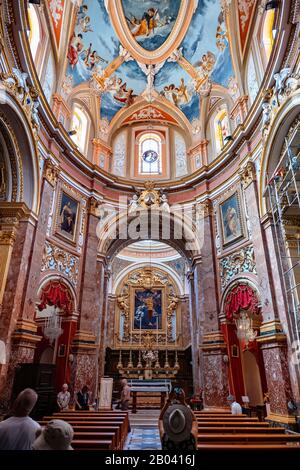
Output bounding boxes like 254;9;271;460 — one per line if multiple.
196;199;213;219
89;197;101;216
43;159;60;186
240;161;256;189
0;229;16;246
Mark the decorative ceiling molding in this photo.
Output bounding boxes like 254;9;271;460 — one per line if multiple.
124;106;178;124
108;0;196;64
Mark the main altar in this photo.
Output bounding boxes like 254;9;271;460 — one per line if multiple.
114;267;182;381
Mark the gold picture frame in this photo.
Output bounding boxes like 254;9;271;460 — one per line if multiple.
219;189;245;248
54;187;80;244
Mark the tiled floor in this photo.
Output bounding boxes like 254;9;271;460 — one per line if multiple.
125;428;162;450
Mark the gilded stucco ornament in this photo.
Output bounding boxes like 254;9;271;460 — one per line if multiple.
261;68;300;139
0;68;40;134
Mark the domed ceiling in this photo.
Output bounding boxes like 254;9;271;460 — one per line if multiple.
65;0;236;126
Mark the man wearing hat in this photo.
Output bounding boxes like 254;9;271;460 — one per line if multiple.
32;419;74;450
159;387;197;450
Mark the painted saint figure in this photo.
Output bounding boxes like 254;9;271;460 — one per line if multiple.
60;201;75;234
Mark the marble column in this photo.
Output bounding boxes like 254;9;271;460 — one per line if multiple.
0;203;36;407
187;269;201;393
257;321;296;427
23;159;60;321
71;198;103;401
201;331;229;408
193;200;228;403
240;162;278;322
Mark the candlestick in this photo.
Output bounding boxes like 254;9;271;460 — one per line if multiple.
139;316;142;346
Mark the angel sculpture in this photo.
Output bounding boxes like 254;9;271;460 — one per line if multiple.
167;295;179;315
128;194;140;214
137;61;165;101
160;194;170;212
273;68;291;104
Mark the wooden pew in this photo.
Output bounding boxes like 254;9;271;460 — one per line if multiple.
197;421;269;427
197;433;300;444
197;444;300;451
72;439;113;450
40;414;128;449
197;426;285;434
196;417;259;422
73;432;116;449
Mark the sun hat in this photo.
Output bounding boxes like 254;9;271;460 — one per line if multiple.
163;404;193;443
32;419;74;450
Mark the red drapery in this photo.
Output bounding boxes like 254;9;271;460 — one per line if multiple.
224;283;259;321
38;280;73;315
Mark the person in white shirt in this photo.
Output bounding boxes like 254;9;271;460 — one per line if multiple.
0;388;41;450
57;383;71;411
227;394;242;415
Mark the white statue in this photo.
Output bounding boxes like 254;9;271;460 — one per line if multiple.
274;68;291;103
262;101;272;127
160;194;170;212
128;194;140;214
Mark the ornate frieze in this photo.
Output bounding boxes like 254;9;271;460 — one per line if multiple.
219;245;256;290
41;241;79;287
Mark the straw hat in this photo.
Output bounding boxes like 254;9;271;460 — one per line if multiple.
32;419;74;450
163;404;193;443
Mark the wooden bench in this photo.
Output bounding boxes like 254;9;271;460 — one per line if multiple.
197;426;285;434
197;433;300;444
40;413;128;450
197;443;300;451
196;417;259;422
197;421;269;427
72;439;113;450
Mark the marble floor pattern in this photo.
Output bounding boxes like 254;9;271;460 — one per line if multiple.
125;428;162;450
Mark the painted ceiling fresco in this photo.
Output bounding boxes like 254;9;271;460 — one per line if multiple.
121;0;181;51
65;0;236;125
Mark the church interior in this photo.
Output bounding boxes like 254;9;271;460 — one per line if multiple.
0;0;300;453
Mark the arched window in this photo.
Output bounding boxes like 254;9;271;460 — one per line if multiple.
214;109;231;153
70;105;89;154
43;51;56;103
262;9;275;61
139;133;162;175
246;51;260;104
28;4;41;61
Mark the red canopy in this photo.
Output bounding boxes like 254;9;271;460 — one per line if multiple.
38;280;73;315
224;283;259;321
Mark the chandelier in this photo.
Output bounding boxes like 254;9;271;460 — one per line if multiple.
43;306;63;344
235;310;257;345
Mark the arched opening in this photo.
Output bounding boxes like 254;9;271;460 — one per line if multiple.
221;282;267;408
104;238;193;405
34;279;77;392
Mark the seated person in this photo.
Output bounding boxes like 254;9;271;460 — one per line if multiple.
227;394;242;415
75;385;90;410
0;388;40;450
120;379;131;411
57;383;71;411
159;386;197;450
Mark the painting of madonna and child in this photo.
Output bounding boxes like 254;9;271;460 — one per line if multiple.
134;289;163;330
122;0;181;50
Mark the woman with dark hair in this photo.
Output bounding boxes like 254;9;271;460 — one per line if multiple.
75;385;90;411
